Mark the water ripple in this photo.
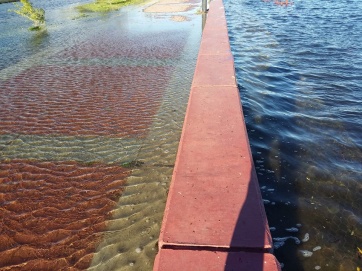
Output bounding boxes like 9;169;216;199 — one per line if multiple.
225;0;362;269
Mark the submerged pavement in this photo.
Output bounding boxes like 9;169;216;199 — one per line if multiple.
0;0;201;270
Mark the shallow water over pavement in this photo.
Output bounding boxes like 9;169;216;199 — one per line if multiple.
0;1;201;270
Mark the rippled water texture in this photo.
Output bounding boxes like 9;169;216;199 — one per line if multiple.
225;0;362;270
0;0;201;270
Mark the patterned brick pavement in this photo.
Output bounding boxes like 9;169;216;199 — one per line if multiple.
54;30;188;60
0;65;173;138
0;3;191;269
0;160;130;270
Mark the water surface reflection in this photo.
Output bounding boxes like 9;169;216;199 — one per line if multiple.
225;0;362;270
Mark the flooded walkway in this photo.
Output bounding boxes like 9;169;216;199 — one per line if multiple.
0;0;202;270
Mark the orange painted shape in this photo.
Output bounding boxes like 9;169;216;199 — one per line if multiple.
158;86;272;250
154;249;282;271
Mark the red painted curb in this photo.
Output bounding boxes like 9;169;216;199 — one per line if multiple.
158;85;272;251
154;249;281;271
154;0;280;269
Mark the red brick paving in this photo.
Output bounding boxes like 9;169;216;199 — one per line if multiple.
54;31;188;59
0;159;130;270
154;249;282;271
0;7;193;271
0;65;173;137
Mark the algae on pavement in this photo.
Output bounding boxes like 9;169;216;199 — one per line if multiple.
77;0;146;12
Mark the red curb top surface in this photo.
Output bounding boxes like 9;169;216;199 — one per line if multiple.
154;249;281;271
157;0;273;252
192;54;236;86
156;0;274;269
159;86;272;250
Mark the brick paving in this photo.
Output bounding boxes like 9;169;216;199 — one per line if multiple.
54;30;188;60
0;3;190;270
0;65;173;138
0;160;130;270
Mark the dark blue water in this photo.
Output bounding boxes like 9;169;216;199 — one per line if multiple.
225;0;362;270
